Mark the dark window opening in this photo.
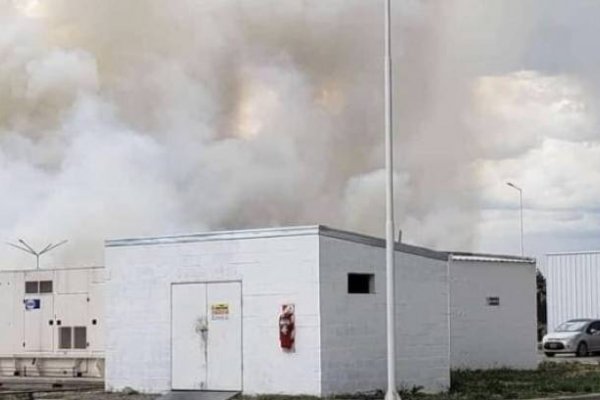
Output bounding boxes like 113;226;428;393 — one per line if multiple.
25;281;39;294
39;281;53;293
348;273;375;294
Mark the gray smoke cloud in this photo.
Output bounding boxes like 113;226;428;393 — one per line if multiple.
1;0;598;267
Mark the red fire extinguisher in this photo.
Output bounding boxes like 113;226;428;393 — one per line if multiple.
278;304;295;351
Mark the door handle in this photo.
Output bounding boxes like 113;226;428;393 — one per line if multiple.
195;318;209;339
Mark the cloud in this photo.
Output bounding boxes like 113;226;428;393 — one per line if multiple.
476;137;600;256
470;71;596;159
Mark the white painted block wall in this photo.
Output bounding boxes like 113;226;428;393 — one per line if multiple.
546;252;600;332
105;234;322;395
449;260;536;369
319;236;450;394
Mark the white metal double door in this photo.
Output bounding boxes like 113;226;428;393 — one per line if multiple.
171;282;242;391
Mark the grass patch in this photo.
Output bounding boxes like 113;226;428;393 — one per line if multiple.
241;362;600;400
404;362;600;399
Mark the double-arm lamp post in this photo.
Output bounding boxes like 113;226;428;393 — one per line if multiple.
6;239;68;269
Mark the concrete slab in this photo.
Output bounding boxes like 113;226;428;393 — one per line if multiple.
159;391;238;400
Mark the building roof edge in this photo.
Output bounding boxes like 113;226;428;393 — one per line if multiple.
106;225;321;247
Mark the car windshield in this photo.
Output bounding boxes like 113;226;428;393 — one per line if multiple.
555;321;588;332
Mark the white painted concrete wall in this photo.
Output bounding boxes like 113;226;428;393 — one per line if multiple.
105;233;321;395
319;236;450;394
546;252;600;332
449;260;536;369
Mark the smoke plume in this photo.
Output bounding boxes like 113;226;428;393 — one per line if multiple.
1;0;597;267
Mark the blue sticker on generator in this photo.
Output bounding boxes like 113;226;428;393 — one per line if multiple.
24;299;40;310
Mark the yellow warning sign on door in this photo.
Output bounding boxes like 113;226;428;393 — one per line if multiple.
211;303;229;320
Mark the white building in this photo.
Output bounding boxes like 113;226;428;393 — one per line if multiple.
545;251;600;332
0;226;537;394
104;225;538;395
448;254;537;369
105;226;450;395
0;267;105;378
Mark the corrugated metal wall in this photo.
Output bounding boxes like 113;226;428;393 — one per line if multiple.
546;252;600;332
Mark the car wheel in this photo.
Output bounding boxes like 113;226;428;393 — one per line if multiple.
576;342;589;357
545;352;555;357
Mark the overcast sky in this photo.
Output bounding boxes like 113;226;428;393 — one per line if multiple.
0;0;598;268
465;0;600;260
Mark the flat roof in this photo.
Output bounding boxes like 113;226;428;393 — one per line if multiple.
106;225;320;247
106;225;448;261
546;250;600;256
448;252;536;264
0;266;105;274
319;226;448;261
106;225;533;264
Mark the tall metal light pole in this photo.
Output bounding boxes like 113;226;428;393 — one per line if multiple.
6;239;68;269
384;0;400;399
506;182;524;256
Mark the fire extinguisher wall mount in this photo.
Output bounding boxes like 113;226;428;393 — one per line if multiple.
278;304;295;352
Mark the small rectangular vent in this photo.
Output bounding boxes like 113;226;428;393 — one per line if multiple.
486;297;500;306
59;327;72;349
74;327;87;349
39;281;53;293
25;281;39;294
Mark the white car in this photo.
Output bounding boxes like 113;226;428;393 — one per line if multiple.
542;319;600;357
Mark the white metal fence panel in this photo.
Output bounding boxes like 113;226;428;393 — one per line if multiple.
546;252;600;332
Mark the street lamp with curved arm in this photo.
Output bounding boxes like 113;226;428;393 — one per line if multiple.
506;182;524;256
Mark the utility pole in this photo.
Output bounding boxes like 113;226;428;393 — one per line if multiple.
384;0;400;399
